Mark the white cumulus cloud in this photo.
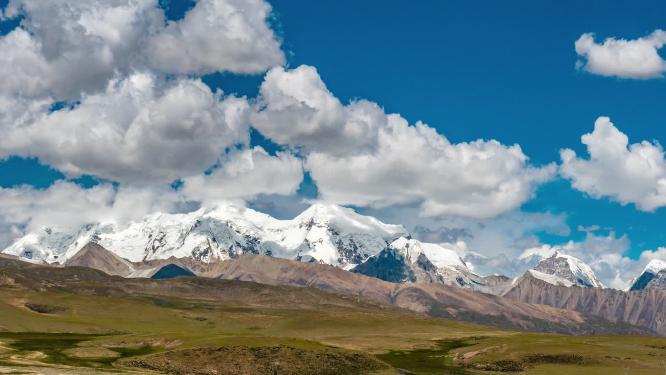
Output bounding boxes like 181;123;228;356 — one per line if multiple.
251;65;384;156
2;73;251;185
146;0;285;75
181;147;304;204
0;182;185;249
560;116;666;211
308;117;555;218
1;0;284;101
252;65;555;219
0;0;288;188
575;30;666;79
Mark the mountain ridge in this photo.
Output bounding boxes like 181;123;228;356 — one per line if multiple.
3;202;408;269
211;254;651;335
504;272;666;335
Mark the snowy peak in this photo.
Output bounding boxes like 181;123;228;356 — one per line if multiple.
527;251;603;288
97;204;279;263
629;259;666;291
286;203;407;267
294;203;406;240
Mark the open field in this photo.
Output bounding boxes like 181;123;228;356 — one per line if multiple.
1;263;666;374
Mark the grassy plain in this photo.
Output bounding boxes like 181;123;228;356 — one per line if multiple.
0;277;665;374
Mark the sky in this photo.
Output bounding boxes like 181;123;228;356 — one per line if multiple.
1;0;666;288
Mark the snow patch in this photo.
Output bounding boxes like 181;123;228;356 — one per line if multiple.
644;259;666;275
390;237;466;270
528;269;575;287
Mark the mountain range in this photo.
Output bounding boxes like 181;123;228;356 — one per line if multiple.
2;202;666;335
3;203;406;269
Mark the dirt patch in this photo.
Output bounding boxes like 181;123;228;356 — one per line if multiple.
121;345;386;375
456;345;502;361
24;303;67;314
0;274;17;287
468;359;524;372
62;347;120;359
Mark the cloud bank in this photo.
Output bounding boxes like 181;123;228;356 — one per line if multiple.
253;66;556;219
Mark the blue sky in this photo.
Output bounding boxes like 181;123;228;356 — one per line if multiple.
262;0;666;256
1;0;666;274
199;0;666;257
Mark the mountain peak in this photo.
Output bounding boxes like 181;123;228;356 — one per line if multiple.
298;202;346;216
528;252;603;288
294;203;407;238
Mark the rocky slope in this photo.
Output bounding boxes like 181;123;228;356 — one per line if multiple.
211;254;650;335
503;272;666;335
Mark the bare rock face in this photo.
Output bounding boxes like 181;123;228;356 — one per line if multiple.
504;273;666;335
480;275;515;296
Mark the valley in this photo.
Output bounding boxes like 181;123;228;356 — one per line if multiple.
1;256;666;374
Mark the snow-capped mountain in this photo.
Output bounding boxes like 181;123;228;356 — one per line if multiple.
2;203;407;269
629;259;666;291
523;251;603;288
352;237;506;292
285;203;407;268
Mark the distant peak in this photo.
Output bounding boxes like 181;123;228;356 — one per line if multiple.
531;251;603;288
294;203;407;238
296;202;349;219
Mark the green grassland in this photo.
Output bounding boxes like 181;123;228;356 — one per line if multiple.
1;281;666;374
